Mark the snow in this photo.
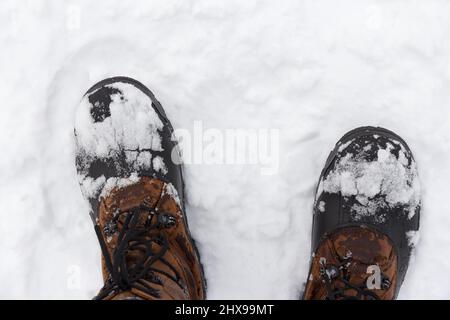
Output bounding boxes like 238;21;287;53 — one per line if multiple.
163;182;182;209
99;173;140;199
75;82;164;157
319;141;421;223
1;0;450;299
407;230;421;249
318;201;326;213
152;156;168;174
75;81;168;205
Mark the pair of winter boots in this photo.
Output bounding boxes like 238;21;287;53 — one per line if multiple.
74;77;420;300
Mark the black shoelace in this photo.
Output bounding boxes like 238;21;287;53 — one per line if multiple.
91;205;181;300
319;257;390;300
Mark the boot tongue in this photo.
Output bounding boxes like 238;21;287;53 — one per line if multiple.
98;178;164;277
333;227;390;264
96;177;195;300
331;227;392;287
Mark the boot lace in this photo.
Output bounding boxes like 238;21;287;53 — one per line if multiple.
319;255;391;300
91;205;181;300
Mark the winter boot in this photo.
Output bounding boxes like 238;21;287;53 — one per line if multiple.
74;77;206;300
303;127;420;300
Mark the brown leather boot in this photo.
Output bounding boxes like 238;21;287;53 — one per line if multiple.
74;77;206;300
303;127;420;300
304;226;398;300
95;177;205;300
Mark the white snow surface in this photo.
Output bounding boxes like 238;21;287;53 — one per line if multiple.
1;0;450;299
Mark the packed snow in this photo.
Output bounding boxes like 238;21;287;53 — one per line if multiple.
318;138;421;223
75;82;164;157
1;0;450;299
75;81;167;207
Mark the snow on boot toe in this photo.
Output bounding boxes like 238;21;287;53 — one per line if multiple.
74;77;184;214
305;126;421;299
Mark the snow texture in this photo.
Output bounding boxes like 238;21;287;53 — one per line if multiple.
75;82;167;204
318;138;421;223
76;83;164;157
1;0;450;299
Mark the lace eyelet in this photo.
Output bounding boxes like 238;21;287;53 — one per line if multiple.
157;213;176;229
